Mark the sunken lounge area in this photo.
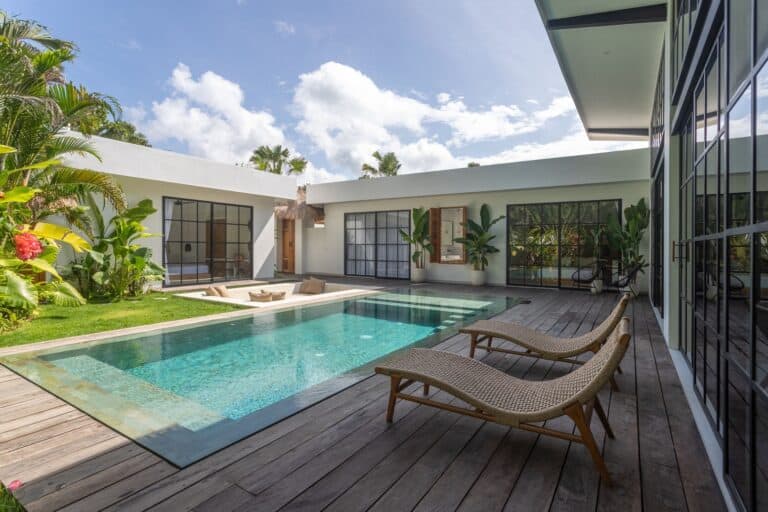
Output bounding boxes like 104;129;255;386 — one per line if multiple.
0;285;725;511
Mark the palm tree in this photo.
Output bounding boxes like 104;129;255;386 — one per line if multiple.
0;12;126;228
249;144;306;175
97;120;151;146
361;151;401;178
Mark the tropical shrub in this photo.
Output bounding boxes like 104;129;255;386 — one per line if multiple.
606;198;650;273
0;146;89;331
454;204;504;271
65;199;164;300
399;207;433;269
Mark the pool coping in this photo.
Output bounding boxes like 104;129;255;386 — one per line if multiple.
0;283;386;358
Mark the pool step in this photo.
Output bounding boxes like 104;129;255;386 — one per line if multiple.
52;355;225;431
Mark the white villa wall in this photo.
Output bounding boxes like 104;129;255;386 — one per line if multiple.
60;135;294;282
301;180;650;290
116;177;278;279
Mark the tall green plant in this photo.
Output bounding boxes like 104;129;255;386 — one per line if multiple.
454;204;504;271
398;207;433;269
0;144;88;331
65;199;164;300
249;145;306;175
607;198;650;272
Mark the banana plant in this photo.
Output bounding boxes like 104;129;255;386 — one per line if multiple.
606;198;650;273
454;204;504;271
399;207;433;269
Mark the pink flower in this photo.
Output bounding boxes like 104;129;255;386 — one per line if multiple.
13;232;43;261
7;479;22;491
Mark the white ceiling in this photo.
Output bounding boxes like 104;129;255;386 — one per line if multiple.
536;0;666;140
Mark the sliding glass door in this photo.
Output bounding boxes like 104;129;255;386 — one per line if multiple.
507;200;621;289
344;210;410;279
163;197;253;286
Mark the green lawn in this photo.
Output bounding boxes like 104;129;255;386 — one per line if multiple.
1;294;246;348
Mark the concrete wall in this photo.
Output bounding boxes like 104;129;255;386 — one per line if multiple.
300;180;650;290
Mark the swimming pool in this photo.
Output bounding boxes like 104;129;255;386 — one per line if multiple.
1;289;511;466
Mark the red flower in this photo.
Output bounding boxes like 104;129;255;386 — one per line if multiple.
7;480;22;491
13;232;43;261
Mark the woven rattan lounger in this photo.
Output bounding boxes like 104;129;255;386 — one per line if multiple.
375;317;631;482
460;293;630;364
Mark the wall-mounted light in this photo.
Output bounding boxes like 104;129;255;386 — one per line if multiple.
184;243;192;252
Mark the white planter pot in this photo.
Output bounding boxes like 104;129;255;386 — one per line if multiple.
412;267;426;283
470;269;486;286
590;280;604;294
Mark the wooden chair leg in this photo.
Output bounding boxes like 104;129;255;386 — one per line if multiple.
565;403;611;484
386;376;402;423
593;397;614;439
423;383;430;396
469;334;477;359
609;375;620;392
486;336;493;353
616;364;623;374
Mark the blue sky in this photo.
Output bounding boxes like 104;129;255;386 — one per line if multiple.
7;0;642;182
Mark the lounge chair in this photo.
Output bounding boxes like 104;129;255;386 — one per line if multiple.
460;293;630;365
375;317;631;482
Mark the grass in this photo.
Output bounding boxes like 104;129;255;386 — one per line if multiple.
0;482;25;512
1;294;246;348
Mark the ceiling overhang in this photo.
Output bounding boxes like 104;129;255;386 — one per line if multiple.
536;1;666;141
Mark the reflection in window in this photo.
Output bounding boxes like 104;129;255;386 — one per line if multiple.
163;198;252;286
344;211;409;279
729;86;752;227
758;63;768;223
729;0;752;98
507;200;620;289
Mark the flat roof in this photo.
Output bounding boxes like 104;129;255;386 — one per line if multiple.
306;147;649;205
63;134;296;200
535;0;666;141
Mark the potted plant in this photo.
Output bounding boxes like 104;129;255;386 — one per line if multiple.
606;198;650;291
454;204;504;286
399;207;433;283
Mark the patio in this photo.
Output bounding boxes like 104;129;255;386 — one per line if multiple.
0;285;726;511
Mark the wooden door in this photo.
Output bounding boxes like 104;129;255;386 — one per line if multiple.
281;219;295;273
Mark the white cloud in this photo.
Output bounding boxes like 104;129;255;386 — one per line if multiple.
298;161;347;185
472;123;645;165
130;63;286;164
274;21;296;35
292;62;579;174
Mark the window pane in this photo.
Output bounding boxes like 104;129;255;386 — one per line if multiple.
696;82;706;157
726;363;751;507
756;233;768;389
759;0;768;61
705;56;718;144
728;86;752;227
729;0;752;98
757;63;768;223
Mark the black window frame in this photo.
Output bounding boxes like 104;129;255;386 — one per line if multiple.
506;199;622;290
162;196;254;287
343;210;411;280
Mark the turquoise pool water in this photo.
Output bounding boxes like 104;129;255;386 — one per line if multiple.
1;289;510;466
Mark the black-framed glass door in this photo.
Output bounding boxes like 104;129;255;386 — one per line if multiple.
163;197;253;286
344;210;410;280
674;4;768;507
507;200;621;289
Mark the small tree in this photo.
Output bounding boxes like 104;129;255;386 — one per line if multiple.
454;204;504;271
398;207;433;269
467;161;480;167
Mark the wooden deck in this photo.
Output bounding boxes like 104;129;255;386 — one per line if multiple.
0;287;727;511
